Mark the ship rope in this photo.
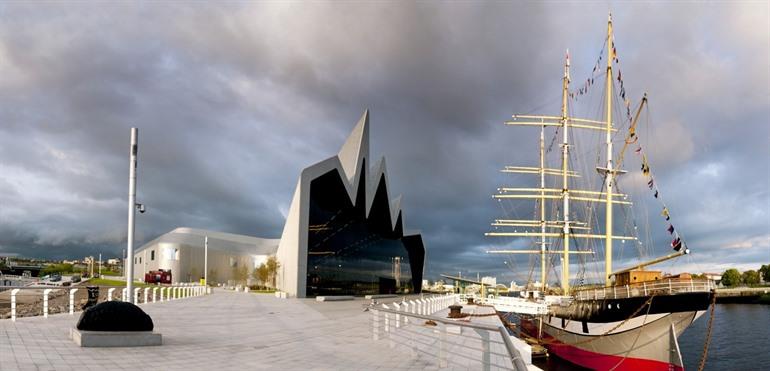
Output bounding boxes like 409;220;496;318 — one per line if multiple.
697;291;717;371
608;293;655;370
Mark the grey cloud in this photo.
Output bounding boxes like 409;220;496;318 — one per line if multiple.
0;2;767;281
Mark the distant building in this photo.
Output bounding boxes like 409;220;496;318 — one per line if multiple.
703;272;722;284
133;228;278;284
106;258;121;265
481;276;497;287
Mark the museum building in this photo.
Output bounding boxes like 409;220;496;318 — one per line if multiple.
134;111;425;298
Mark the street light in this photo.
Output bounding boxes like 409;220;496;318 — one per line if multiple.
204;236;208;287
125;128;146;304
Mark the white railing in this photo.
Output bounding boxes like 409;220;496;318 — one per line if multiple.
573;279;715;301
1;285;210;321
481;296;549;316
370;295;530;371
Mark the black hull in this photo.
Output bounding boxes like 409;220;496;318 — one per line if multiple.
550;291;712;323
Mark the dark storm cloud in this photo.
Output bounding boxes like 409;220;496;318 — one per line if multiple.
0;2;767;282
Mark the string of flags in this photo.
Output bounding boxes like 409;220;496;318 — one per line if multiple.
570;39;634;125
569;37;607;100
570;35;688;254
635;141;687;252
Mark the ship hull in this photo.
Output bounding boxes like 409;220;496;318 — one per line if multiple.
516;292;712;370
542;310;704;371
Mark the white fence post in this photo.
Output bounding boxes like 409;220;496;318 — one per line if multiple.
439;325;447;368
372;307;380;340
382;304;390;334
143;288;149;303
393;302;401;328
474;328;491;371
11;289;20;322
69;289;79;315
134;288;141;303
43;289;52;318
153;287;158;302
121;288;127;302
108;288;116;301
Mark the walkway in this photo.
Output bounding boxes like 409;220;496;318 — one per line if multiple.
0;290;421;370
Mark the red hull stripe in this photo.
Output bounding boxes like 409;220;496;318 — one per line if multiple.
547;341;683;371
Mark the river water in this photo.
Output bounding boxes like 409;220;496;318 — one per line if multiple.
533;304;770;370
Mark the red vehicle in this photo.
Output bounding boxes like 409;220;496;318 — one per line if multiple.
144;269;172;284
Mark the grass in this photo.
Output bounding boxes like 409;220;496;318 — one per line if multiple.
250;289;277;294
86;278;155;288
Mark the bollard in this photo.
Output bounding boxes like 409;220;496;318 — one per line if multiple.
69;288;79;315
108;288;116;301
152;287;158;303
43;289;52;318
143;288;150;303
11;289;20;322
134;288;141;303
121;288;127;302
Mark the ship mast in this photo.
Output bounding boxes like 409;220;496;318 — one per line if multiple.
604;13;614;287
487;28;638;292
560;51;571;293
538;112;547;288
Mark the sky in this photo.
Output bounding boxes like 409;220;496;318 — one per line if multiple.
0;2;768;284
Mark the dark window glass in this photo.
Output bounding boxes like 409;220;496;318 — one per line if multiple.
151;250;155;261
306;167;418;297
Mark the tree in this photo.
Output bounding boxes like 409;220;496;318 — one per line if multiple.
232;265;249;284
721;268;741;287
253;263;269;286
742;270;760;286
759;265;770;283
41;263;74;276
265;256;280;288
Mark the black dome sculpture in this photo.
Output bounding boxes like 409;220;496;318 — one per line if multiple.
76;301;154;332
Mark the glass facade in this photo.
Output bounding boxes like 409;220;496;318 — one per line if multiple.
306;165;423;297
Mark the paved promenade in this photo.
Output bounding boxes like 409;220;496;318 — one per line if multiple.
0;290;422;370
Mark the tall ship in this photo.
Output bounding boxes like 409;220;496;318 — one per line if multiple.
485;15;715;371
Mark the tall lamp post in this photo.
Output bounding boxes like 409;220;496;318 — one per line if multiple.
126;128;146;304
204;236;208;287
